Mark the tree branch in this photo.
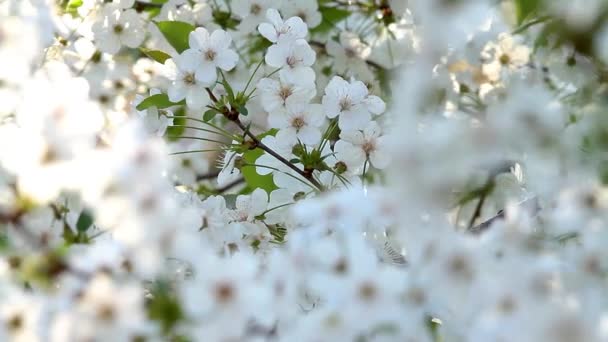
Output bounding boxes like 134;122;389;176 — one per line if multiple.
233;119;325;191
205;87;325;192
468;197;540;235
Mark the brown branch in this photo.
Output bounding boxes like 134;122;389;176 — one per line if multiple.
215;177;245;194
233;119;325;191
468;197;540;235
205;87;325;192
196;170;221;181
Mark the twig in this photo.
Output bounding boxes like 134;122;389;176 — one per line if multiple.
205;87;325;192
215;177;245;193
234;119;325;191
196;170;221;181
468;197;540;235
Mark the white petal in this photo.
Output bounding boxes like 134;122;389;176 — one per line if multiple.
364;95;386;115
276;128;298;147
321;95;341;119
298;126;321;145
284;16;308;40
339;108;371;131
266;8;283;26
340;129;365;145
195;61;217;85
168;83;187;102
265;44;286;67
282;67;315;86
348;80;369;102
209;29;233;50
363;121;382;138
186;86;210;109
258;23;278;43
215;49;239;71
189;27;210;50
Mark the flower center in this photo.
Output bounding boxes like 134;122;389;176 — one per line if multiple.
499;53;511;65
183;73;196;85
6;314;23;332
291;116;305;129
362;140;375;155
278;86;293;101
286;55;298;68
358;282;377;301
113;24;124;34
204;49;217;61
250;3;262;15
297;11;307;22
339;97;352;112
215;282;235;303
345;47;357;58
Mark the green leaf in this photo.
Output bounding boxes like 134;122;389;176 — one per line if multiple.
221;74;235;102
203;109;218;122
76;210;94;233
66;0;83;9
65;0;83;15
167;107;186;140
311;7;351;34
147;281;184;336
247;36;272;55
139;48;171;64
514;0;541;24
237;105;248;116
241;129;278;193
136;93;183;111
155;21;195;53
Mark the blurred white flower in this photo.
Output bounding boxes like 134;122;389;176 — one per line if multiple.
92;7;145;54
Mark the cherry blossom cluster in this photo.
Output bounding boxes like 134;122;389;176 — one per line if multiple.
3;0;608;341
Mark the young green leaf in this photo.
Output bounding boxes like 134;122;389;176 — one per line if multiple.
242;148;278;193
514;0;541;24
241;129;279;193
155;21;195;53
136;94;183;111
76;210;94;233
237;105;248;116
140;48;172;64
311;7;351;35
204;109;218;122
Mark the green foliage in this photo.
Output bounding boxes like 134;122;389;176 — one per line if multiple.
64;0;83;16
147;281;184;337
166;107;186;140
212;10;239;30
247;36;273;55
426;316;443;342
75;210;94;233
136;94;183;111
242;148;278;193
203;109;219;122
155;21;195;53
241;130;278;194
139;48;171;64
514;0;542;24
311;6;351;35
